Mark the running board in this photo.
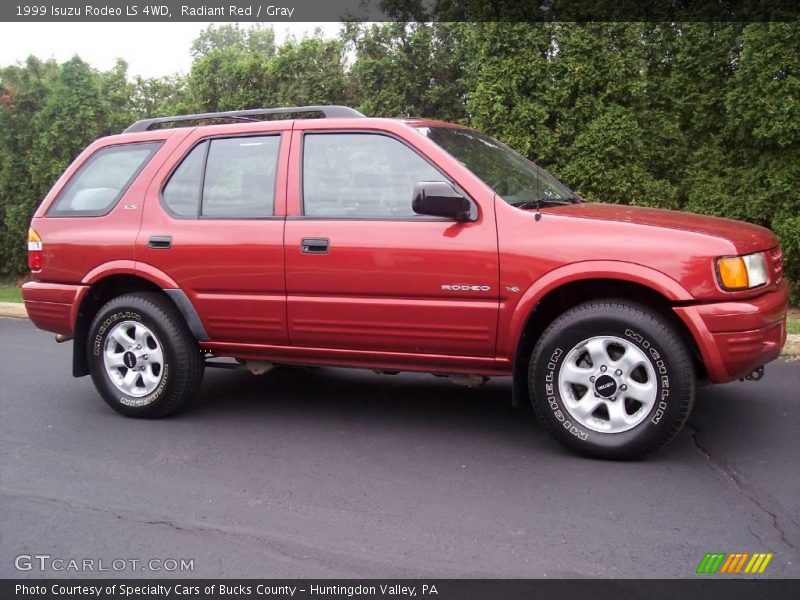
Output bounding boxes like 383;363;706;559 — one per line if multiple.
204;358;242;370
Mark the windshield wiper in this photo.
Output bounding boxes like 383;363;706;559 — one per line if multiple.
512;198;575;209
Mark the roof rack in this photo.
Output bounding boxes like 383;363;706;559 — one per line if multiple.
124;105;364;133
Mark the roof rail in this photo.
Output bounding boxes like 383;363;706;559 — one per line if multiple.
124;105;364;133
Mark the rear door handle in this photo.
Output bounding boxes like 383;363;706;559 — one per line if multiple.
148;235;172;249
301;238;329;254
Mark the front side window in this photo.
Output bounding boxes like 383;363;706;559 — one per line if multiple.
49;142;162;216
303;133;447;218
416;126;578;208
162;135;280;218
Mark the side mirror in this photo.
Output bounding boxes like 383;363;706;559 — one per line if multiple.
412;182;473;222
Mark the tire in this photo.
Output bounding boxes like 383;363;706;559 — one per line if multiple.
87;292;204;418
529;300;695;460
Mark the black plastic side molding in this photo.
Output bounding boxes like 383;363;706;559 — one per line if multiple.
164;289;209;341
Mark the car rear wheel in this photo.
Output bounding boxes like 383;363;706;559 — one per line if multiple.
529;299;695;460
87;292;204;418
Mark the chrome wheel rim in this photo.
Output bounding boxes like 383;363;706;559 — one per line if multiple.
557;335;657;433
103;320;164;397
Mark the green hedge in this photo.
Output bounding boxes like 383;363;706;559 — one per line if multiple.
1;23;797;301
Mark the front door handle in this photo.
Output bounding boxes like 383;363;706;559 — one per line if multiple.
148;235;172;249
301;238;330;254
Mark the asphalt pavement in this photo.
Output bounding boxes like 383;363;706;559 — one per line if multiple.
1;316;798;579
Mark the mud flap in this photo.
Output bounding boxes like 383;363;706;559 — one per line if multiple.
511;361;531;410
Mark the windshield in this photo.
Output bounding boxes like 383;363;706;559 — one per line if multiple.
415;126;579;207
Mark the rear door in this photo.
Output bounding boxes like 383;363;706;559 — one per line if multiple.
284;125;499;358
137;125;289;345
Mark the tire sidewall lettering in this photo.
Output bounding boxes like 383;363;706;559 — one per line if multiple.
623;328;671;425
119;363;169;407
531;303;695;459
542;326;672;438
543;347;589;441
91;309;169;408
93;310;142;357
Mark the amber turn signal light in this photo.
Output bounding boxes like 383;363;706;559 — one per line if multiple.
716;252;767;291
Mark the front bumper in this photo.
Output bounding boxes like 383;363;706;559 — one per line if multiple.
674;281;789;383
21;281;89;336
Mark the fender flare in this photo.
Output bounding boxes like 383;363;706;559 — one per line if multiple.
80;261;207;340
82;260;140;285
505;260;692;359
505;261;692;410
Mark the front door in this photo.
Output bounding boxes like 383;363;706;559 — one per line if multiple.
284;129;499;358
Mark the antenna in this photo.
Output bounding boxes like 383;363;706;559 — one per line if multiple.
534;124;543;221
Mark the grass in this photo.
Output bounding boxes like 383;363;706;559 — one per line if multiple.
0;281;22;303
788;309;800;335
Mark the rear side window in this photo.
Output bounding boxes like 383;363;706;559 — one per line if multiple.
48;142;162;216
162;135;280;218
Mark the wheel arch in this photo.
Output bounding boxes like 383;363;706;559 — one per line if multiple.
509;268;703;409
72;269;207;377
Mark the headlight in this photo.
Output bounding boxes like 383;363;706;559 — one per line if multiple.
716;252;768;290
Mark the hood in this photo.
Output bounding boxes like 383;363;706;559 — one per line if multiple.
547;203;777;254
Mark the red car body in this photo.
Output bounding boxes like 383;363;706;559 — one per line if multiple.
22;116;788;386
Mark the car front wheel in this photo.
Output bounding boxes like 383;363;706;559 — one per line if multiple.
529;300;695;460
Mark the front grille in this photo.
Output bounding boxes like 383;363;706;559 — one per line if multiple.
769;246;783;284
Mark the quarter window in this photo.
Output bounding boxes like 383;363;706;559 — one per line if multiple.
302;133;447;218
49;142;162;216
162;141;206;217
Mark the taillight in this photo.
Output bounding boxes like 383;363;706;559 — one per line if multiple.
27;227;42;272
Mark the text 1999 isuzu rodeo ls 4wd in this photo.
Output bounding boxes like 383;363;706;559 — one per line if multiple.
22;106;788;459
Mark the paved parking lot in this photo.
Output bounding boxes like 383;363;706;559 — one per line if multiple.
1;317;798;578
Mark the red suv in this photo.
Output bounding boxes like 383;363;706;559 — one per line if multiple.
22;105;788;459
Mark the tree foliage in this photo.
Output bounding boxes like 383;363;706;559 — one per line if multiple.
0;23;798;300
342;22;467;121
186;26;349;111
